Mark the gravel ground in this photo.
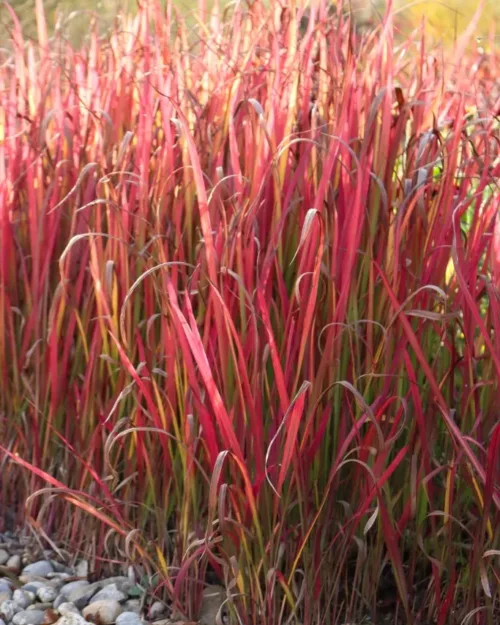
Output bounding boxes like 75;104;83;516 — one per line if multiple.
0;532;225;625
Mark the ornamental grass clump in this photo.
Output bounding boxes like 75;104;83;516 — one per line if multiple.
0;0;499;623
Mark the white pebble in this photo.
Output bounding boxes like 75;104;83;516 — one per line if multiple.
55;614;90;625
37;587;58;603
75;562;88;579
0;599;21;621
148;602;166;620
47;573;71;581
83;600;122;625
7;555;21;573
58;603;80;617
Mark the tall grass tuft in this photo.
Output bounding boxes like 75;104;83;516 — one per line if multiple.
0;0;499;623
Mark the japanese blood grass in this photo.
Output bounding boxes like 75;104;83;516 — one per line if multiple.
1;0;499;623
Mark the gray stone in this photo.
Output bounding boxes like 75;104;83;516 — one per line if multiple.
0;599;21;621
19;577;42;585
7;555;21;573
67;583;102;610
123;601;140;615
199;585;227;625
28;603;53;611
50;563;73;575
22;582;45;594
22;562;54;578
100;580;132;594
115;612;142;625
37;586;58;603
83;600;122;624
57;603;80;617
147;602;166;620
12;609;46;625
12;589;36;609
53;596;66;610
60;582;89;599
91;585;127;604
0;581;12;603
0;550;8;566
99;579;127;588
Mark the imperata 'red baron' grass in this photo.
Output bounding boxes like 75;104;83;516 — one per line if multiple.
0;0;499;623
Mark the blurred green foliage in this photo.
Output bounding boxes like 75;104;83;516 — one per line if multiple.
1;0;498;53
0;0;218;46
